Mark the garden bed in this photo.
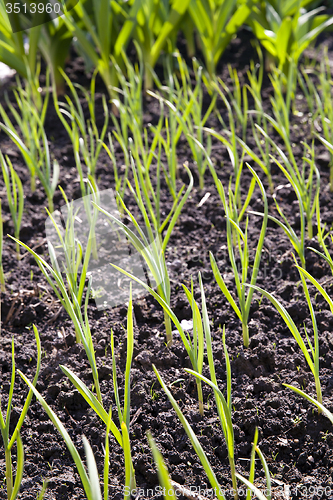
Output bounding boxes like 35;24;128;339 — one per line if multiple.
1;30;333;500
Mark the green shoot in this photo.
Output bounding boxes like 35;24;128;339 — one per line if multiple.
308;194;333;274
10;200;102;401
188;0;252;77
94;161;193;344
154;310;270;500
182;278;205;415
110;46;144;136
247;271;322;405
60;287;136;492
283;384;333;425
147;433;176;500
1;153;24;259
11;186;98;341
269;64;296;140
254;120;320;241
219;65;249;142
18;372;106;500
0;70;52;196
158;54;216;190
147;86;188;199
1;114;59;212
248;2;333;76
0;325;41;500
53;70;108;182
154;365;228;500
210;164;268;347
0;199;5;291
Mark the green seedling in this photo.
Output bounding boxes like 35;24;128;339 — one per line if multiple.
157;54;216;190
0;199;5;291
248;1;333;76
18;372;115;500
283;384;333;425
0;70;55;198
218;65;249;142
251;122;319;246
1;153;23;259
94;161;193;345
210;164;268;347
54;70;108;182
11;190;102;401
11;186;98;340
248;262;322;406
59;286;136;494
147;433;176;500
308;194;333;274
154;302;270;500
188;0;253;77
182;277;205;415
0;325;41;500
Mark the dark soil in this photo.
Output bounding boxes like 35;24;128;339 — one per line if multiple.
1;29;333;500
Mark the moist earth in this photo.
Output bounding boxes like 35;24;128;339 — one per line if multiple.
1;30;333;500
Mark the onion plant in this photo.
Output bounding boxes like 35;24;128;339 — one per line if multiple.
248;262;322;406
156;54;216;190
11;189;102;401
202;74;273;202
250;163;307;269
255;121;320;241
0;4;40;81
54;70;108;182
0;0;72;93
19;293;136;498
18;372;115;500
218;65;249;142
1;152;23;259
147;433;177;500
210;164;268;348
246;43;264;113
104;268;208;413
284;258;333;418
59;286;136;494
0;325;41;500
60;0;130;96
0;71;50;193
94;160;193;345
0;77;59;211
102;133;130;212
297;65;317;122
310;49;333;190
308;194;333;274
147;56;217;194
154;278;271;500
109;49;161;190
248;1;333;74
130;0;191;90
1;119;59;213
188;0;252;77
269;64;297;140
110;48;144;139
181;278;205;415
146;88;188;200
203;82;242;204
61;0;189;94
283;384;333;426
0;199;5;292
245;50;273;194
202;122;272;202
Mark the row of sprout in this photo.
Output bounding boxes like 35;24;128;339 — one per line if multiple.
1;0;333;95
2;13;333;500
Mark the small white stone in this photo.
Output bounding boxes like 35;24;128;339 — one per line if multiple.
180;319;193;331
